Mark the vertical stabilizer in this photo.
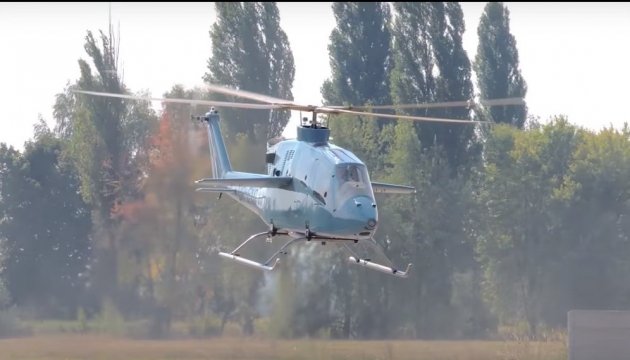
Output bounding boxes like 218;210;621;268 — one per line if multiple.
204;108;232;178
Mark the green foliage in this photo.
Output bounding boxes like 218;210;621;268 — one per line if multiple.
322;2;392;107
77;307;88;333
204;5;296;334
320;3;395;339
0;283;7;312
268;264;296;339
94;298;125;335
53;27;158;313
476;118;596;334
390;2;478;172
200;26;288;336
0;239;9;309
6;0;630;344
0;131;92;318
0;242;20;338
474;2;528;127
205;2;295;145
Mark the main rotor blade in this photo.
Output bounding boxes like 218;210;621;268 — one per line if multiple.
327;97;525;111
205;83;300;107
316;106;488;124
72;90;284;110
71;88;491;123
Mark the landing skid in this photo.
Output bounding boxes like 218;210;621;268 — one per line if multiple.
342;240;412;278
218;230;412;278
348;256;412;278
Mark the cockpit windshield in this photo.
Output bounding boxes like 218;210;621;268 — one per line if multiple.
337;164;365;184
335;164;373;201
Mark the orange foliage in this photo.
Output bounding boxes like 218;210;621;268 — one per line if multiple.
111;200;147;224
113;111;176;223
113;104;205;226
149;112;176;172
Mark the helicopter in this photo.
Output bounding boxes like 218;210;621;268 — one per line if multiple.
74;85;524;278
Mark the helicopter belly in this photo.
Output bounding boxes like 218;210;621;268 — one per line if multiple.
226;184;378;240
262;192;377;239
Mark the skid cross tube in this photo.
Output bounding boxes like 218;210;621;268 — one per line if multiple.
262;237;308;266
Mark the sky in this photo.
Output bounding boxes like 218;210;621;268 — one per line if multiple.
3;2;630;150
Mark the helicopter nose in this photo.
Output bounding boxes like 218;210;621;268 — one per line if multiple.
338;196;378;234
366;217;377;230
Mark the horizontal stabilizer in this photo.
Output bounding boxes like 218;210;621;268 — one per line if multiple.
371;182;416;194
195;187;236;193
195;176;293;188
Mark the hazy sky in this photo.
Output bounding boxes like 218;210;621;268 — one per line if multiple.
3;2;630;150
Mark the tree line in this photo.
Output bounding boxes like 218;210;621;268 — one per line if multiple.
2;2;629;340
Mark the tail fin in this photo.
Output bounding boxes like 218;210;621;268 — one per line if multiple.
203;108;232;179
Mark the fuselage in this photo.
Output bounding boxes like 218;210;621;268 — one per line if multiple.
224;126;378;240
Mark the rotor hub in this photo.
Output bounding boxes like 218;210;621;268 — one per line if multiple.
297;124;330;145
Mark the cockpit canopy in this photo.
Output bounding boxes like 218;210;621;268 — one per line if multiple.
336;164;368;185
334;163;373;202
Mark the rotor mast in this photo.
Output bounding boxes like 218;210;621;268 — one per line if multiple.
297;111;329;145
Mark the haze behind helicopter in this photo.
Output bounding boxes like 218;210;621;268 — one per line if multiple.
2;2;630;149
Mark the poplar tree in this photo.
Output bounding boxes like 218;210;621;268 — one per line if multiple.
390;2;477;172
204;2;295;146
474;2;528;128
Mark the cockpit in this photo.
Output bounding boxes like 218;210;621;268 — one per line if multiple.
334;164;373;201
336;164;366;185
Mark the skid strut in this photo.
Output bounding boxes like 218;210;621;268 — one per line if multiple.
218;230;297;271
219;252;280;271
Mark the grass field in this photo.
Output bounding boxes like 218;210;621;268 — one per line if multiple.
0;334;567;360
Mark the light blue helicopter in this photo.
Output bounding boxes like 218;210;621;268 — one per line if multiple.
74;85;523;278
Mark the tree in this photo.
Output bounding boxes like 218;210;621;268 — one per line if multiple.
0;125;92;318
555;125;630;323
204;2;295;336
111;86;212;336
390;2;477;172
383;3;483;339
322;2;392;107
0;238;7;309
374;119;483;339
476;118;582;335
474;2;528;128
322;1;395;172
319;2;394;338
204;2;295;147
55;28;157;311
